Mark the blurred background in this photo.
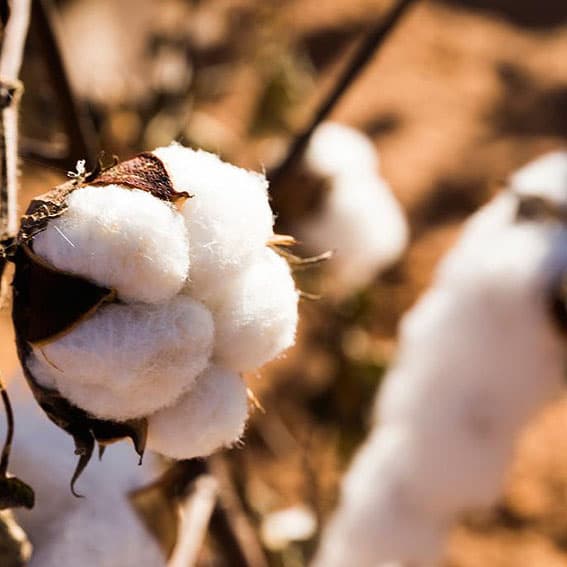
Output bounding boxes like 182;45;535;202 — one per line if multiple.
3;0;567;564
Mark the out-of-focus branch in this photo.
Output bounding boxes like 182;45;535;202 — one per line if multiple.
0;375;13;478
33;0;98;167
269;0;417;199
0;0;30;241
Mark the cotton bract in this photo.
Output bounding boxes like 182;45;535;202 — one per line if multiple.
147;365;248;460
298;122;408;294
314;150;567;567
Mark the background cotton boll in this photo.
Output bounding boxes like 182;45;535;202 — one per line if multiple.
313;428;448;567
298;171;409;293
33;295;214;420
147;365;248;460
510;150;567;203
152;144;274;300
32;184;190;304
9;378;165;566
304;121;379;178
212;248;299;372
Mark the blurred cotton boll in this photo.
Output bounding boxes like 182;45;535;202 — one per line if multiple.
32;185;190;304
31;295;214;421
9;379;167;567
297;122;408;295
314;151;567;566
153;144;274;303
147;365;248;460
212;248;299;372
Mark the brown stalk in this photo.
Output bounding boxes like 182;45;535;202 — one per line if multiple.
269;0;418;200
0;0;30;242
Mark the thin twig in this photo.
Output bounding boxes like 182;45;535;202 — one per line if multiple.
0;375;14;477
269;0;417;196
33;0;98;167
169;474;219;567
0;0;31;240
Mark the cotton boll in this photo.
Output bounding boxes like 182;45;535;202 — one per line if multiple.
297;170;408;293
9;377;164;565
304;121;379;178
510;150;567;204
313;428;448;567
31;295;214;420
211;248;299;372
153;144;274;303
147;365;248;460
32;184;190;304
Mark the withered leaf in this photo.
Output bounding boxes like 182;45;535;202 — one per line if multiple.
129;459;207;559
89;152;190;206
0;477;34;510
12;245;114;345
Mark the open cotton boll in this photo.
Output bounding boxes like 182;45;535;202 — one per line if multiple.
147;365;248;459
510;150;567;203
8;377;165;566
313;428;448;567
304;121;379;178
31;295;214;420
211;248;299;372
32;184;190;304
152;144;274;303
316;153;567;566
298;170;408;293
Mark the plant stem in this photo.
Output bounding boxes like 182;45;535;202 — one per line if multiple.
0;0;31;241
33;0;98;167
269;0;417;197
0;375;14;478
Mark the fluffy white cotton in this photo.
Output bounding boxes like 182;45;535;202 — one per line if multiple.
31;295;214;420
9;378;166;567
304;121;379;178
315;151;567;566
153;144;274;303
298;122;408;294
313;428;448;567
510;150;567;204
147;365;248;460
211;248;299;372
33;184;190;304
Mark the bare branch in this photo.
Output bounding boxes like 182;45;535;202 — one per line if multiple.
0;374;13;478
269;0;417;199
0;0;31;240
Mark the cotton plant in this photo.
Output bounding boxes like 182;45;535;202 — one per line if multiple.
296;121;409;295
313;150;567;567
11;144;299;481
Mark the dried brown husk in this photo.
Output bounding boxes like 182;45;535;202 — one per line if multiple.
11;152;187;493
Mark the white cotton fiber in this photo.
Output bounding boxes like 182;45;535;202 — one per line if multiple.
153;144;274;303
314;151;567;565
211;248;299;372
32;184;190;304
510;150;567;204
31;295;214;420
147;365;248;460
9;377;166;567
313;428;448;567
304;121;379;178
298;122;408;294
